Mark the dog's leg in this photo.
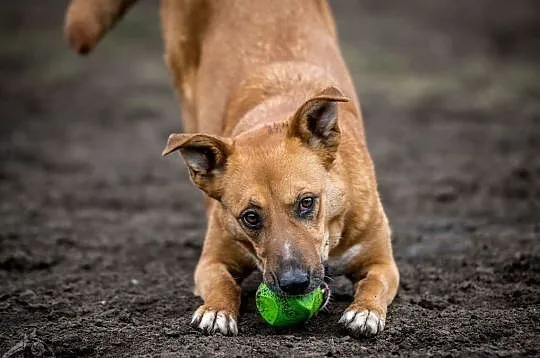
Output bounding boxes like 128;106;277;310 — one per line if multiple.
160;0;200;133
190;213;254;336
339;214;399;336
191;261;241;336
64;0;138;54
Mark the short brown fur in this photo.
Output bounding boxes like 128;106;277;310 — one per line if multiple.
64;0;399;336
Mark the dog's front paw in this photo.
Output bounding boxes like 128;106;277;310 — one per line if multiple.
190;305;238;336
338;307;385;337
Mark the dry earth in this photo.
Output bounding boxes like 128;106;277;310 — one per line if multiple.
1;1;539;357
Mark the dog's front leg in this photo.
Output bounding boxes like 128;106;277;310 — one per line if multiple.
339;216;399;337
191;261;241;336
190;216;254;336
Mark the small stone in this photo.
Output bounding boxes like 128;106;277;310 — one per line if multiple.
163;328;180;337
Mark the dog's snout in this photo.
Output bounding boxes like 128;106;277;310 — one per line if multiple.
277;267;310;295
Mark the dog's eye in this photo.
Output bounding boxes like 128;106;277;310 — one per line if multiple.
300;197;314;210
298;195;316;217
240;210;263;230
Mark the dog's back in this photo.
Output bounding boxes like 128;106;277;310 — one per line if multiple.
66;0;360;136
161;0;362;136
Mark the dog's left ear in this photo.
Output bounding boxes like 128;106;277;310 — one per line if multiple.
288;86;349;167
162;133;232;200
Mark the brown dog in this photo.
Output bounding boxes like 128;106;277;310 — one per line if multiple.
64;0;399;336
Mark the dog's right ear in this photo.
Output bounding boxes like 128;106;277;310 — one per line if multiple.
162;133;233;200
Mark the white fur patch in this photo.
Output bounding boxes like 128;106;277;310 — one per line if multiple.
338;310;356;324
228;317;238;335
191;307;238;336
339;309;385;336
340;243;363;264
198;310;216;331
321;231;330;261
214;312;228;333
283;240;293;261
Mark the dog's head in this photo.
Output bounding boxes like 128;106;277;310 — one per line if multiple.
163;87;349;296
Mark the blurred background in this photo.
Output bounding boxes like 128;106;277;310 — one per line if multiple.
1;1;539;357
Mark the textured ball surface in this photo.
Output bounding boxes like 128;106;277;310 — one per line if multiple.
255;283;324;327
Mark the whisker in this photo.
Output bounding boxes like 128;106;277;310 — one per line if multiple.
321;291;333;312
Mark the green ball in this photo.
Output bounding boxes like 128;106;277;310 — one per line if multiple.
255;283;324;327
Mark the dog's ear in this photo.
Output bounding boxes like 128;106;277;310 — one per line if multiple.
288;86;349;167
162;133;233;200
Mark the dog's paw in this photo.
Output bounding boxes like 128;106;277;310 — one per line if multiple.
338;307;385;337
190;305;238;336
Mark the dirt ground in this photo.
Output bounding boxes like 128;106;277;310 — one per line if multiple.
1;1;539;357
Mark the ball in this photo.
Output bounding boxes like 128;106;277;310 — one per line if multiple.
255;282;325;327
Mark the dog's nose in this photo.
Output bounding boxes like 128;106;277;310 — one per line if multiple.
277;267;310;295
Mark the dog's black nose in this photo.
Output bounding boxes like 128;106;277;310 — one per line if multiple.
277;267;310;295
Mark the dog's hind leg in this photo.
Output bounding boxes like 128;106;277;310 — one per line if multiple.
64;0;138;54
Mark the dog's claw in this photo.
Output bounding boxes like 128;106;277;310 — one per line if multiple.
191;306;238;336
339;308;385;336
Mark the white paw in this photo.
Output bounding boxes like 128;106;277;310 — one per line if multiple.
190;306;238;336
338;309;385;336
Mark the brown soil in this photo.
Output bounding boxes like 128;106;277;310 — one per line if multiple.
1;1;539;357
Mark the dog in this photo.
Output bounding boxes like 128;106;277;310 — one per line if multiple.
64;0;399;337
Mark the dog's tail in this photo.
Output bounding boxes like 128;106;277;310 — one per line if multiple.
64;0;139;55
